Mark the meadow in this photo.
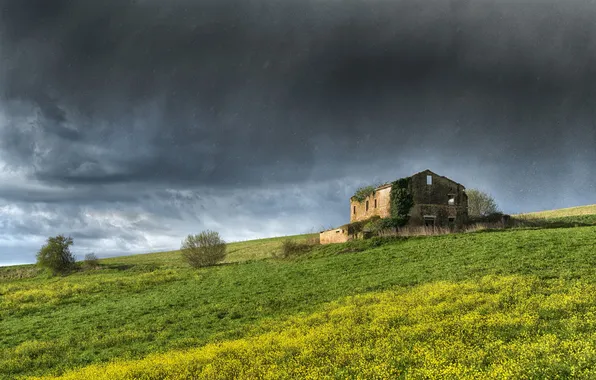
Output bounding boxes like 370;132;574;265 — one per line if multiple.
1;208;596;379
517;204;596;218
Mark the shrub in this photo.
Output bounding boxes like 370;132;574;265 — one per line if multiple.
274;239;317;259
379;217;409;230
36;235;76;275
305;235;320;246
181;230;227;268
346;216;381;237
83;253;100;270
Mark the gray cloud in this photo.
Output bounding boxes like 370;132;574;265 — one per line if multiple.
0;0;595;265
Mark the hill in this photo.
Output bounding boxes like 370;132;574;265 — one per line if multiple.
2;209;596;379
517;203;596;218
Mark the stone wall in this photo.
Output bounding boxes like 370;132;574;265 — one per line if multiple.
319;227;351;245
408;170;468;226
349;170;468;227
349;186;391;223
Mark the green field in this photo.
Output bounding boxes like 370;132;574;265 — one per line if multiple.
2;209;596;379
517;204;596;218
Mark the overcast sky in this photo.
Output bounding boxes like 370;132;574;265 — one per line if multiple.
1;0;595;266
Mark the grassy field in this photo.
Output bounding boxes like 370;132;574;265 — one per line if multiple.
1;209;596;379
517;204;596;218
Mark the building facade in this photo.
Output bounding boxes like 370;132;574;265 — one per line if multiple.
349;169;468;227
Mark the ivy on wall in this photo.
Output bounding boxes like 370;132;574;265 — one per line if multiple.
348;177;414;233
389;177;414;219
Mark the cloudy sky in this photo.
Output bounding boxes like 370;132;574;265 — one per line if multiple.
1;0;595;265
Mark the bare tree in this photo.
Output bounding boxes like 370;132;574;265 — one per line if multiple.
83;253;100;269
467;189;500;217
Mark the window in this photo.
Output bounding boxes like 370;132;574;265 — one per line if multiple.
366;200;369;211
374;199;377;208
353;206;356;215
448;194;455;205
427;175;432;185
424;216;435;227
448;217;456;223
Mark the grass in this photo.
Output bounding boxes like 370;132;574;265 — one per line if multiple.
517;204;596;218
35;275;596;379
1;209;596;378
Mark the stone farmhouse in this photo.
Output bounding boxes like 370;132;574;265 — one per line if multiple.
320;169;469;244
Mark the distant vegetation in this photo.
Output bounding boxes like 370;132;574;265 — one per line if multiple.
180;230;227;268
2;207;596;378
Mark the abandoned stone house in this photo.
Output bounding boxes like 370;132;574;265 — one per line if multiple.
320;169;469;245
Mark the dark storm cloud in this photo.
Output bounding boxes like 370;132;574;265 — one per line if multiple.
1;0;595;193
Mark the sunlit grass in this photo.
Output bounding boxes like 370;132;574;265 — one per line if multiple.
35;275;596;379
516;204;596;218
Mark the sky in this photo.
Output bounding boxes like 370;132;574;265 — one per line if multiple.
1;0;595;266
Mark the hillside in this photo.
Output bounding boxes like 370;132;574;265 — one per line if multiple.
517;204;596;218
2;210;596;379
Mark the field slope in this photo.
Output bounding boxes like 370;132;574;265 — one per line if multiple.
1;211;596;379
517;204;596;218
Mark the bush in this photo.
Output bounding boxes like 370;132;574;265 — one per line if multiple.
83;253;100;270
181;230;227;268
305;235;320;246
363;217;408;233
379;217;409;230
36;235;76;275
275;239;316;259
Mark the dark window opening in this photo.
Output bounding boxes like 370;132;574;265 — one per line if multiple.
424;217;435;227
353;206;356;215
366;200;369;211
374;199;377;208
427;175;433;185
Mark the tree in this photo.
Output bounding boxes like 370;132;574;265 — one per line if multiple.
180;230;227;268
36;235;76;274
467;189;500;217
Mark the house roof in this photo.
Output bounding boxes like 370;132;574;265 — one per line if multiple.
411;169;466;189
350;169;466;202
370;169;466;191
